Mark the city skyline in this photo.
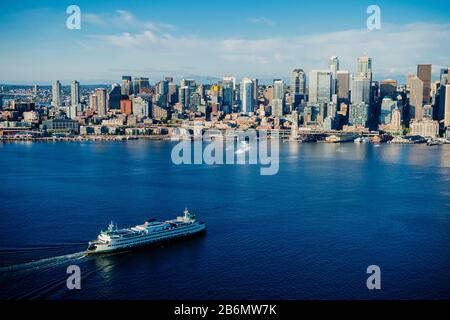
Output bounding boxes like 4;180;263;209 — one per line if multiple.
1;0;450;84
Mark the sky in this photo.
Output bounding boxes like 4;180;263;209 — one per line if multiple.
0;0;449;84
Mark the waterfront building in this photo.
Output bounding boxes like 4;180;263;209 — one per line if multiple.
410;119;439;137
309;70;332;103
41;118;79;134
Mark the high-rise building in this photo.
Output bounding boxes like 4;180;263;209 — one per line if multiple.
52;80;61;108
356;56;373;78
348;103;369;127
445;84;450;127
240;78;254;114
380;79;397;98
178;86;190;111
380;97;397;125
108;84;121;110
309;70;332;103
120;98;132;115
222;77;234;114
121;76;132;96
95;88;107;116
70;80;80;107
133;77;150;95
336;71;350;101
351;76;371;104
417;64;432;104
272;79;285;117
410;76;424;120
132;96;151;118
252;78;258;105
329;56;339;95
290;69;306;108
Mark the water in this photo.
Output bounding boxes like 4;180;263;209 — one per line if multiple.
0;141;449;299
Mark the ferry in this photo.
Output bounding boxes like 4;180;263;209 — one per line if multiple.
87;208;206;254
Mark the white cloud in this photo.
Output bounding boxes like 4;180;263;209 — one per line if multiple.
247;18;276;26
77;21;450;80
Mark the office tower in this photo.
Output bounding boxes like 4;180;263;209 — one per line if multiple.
356;56;373;78
181;79;196;88
95;88;107;116
190;92;202;112
336;70;350;100
351;76;371;104
380;97;397;124
33;84;38;94
133;77;150;95
417;64;432;104
410;76;424;120
290;69;306;108
240;78;254;114
252;78;258;105
121;76;132;96
272;79;285;117
132;96;151;118
329;56;339;95
164;76;174;83
309;70;332;103
108;84;121;110
349;103;369;127
52;80;61;108
380;79;397;98
178;86;190;111
406;72;414;92
168;82;178;105
445;85;450;127
222;77;234;114
440;68;449;86
390;108;402;132
223;76;236;90
70;80;80;107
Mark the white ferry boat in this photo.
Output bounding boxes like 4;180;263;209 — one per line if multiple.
87;209;206;254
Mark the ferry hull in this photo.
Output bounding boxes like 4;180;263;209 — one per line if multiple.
87;224;206;255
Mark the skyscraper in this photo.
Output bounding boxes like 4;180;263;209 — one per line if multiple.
240;78;254;114
380;79;397;98
222;77;234;114
108;84;121;110
336;70;350;101
329;56;339;95
417;64;432;104
356;56;373;79
121;76;132;96
272;79;285;117
70;80;80;107
351;76;371;104
133;77;150;95
95;88;107;116
290;69;306;108
410;76;424;120
309;70;332;103
445;84;450;127
52;80;61;108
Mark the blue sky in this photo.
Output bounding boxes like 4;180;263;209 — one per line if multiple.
1;0;449;84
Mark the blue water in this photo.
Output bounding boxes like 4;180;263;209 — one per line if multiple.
0;141;449;299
